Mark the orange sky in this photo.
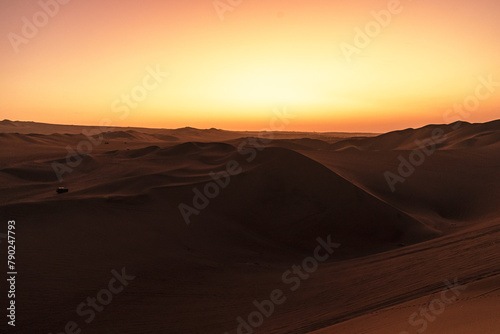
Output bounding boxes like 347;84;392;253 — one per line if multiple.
1;0;499;132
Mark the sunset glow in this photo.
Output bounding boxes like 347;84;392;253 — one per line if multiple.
1;0;499;132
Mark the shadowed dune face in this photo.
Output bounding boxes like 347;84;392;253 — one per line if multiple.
1;121;499;333
189;147;440;256
1;139;437;258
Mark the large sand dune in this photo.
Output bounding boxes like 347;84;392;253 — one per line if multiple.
0;120;498;333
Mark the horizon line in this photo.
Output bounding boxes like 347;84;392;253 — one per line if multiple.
2;118;498;135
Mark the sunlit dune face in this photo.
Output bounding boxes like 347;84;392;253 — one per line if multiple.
0;0;499;132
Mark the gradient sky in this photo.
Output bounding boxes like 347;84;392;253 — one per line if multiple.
1;0;499;132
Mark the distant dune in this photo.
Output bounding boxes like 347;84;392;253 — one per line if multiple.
1;120;499;333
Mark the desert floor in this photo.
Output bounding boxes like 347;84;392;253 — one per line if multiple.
0;120;499;333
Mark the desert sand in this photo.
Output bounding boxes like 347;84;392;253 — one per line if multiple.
0;119;498;333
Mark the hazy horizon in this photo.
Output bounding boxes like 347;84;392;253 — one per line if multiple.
5;117;500;134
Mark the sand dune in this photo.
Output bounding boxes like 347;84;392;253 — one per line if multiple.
1;120;498;333
329;119;500;151
310;275;500;334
